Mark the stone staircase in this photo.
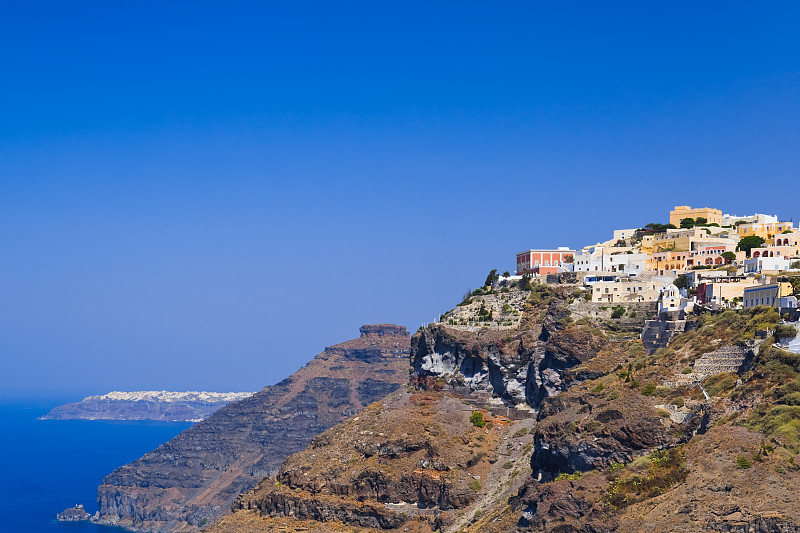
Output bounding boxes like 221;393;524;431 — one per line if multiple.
642;315;695;354
663;341;761;388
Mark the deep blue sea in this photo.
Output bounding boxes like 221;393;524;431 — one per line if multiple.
0;399;192;533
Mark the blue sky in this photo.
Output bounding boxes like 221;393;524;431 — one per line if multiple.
1;2;799;397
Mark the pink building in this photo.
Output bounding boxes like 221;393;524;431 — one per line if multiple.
687;244;735;267
516;248;575;275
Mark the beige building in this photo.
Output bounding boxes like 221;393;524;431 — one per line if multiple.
669;206;723;227
641;228;697;253
697;279;759;308
591;280;662;303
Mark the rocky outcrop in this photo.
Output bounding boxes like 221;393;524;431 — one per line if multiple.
57;504;91;521
226;389;534;533
43;391;254;422
411;289;591;411
95;325;410;532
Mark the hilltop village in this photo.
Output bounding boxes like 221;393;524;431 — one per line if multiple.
510;205;800;315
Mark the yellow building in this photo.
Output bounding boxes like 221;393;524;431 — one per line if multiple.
743;282;793;309
669;206;722;227
738;221;795;241
649;251;690;275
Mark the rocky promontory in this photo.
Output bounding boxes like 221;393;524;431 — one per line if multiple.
94;324;411;532
57;504;91;521
43;391;255;422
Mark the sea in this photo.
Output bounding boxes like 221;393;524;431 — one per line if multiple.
0;398;192;533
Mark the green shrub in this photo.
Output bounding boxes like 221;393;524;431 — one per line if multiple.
736;455;752;469
641;382;657;396
513;427;528;438
703;373;737;397
554;471;583;481
611;306;626;319
470;411;486;428
591;383;605;393
605;447;686;510
503;461;514;469
468;479;482;492
775;324;798;339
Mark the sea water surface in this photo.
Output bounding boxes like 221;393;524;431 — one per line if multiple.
0;399;192;533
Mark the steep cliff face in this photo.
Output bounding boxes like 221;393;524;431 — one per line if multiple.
95;325;410;532
212;283;800;533
410;285;615;412
212;284;585;532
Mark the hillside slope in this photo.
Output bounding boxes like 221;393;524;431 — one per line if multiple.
212;279;800;533
95;324;410;532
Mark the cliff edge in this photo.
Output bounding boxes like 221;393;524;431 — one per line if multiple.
94;324;410;532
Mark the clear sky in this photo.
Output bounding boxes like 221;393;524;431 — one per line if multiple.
2;2;799;398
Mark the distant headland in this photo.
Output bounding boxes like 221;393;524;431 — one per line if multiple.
41;390;255;422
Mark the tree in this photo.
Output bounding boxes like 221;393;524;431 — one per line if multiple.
673;274;688;290
789;277;800;296
470;411;486;428
641;223;677;234
721;251;737;264
680;217;696;229
695;217;708;225
736;236;766;257
484;269;499;287
502;270;511;277
519;273;533;291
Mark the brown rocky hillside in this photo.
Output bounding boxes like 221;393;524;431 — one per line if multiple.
95;324;411;532
211;278;800;533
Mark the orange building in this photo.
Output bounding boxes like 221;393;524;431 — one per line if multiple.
516;248;575;275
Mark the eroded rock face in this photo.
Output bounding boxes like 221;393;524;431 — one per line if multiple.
95;325;410;532
411;291;601;411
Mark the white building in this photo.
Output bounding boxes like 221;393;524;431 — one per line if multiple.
605;253;649;276
721;212;779;227
613;228;638;241
659;284;695;315
744;256;791;274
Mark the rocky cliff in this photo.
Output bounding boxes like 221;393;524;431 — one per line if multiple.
95;324;410;532
43;391;254;422
211;281;800;533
